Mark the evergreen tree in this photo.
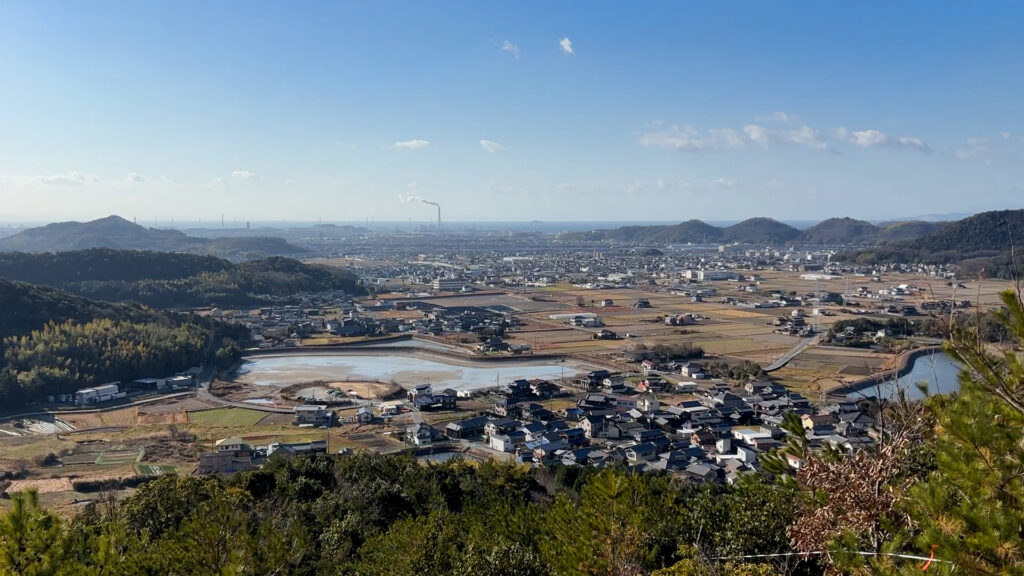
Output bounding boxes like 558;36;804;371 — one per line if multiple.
0;489;62;576
900;288;1024;575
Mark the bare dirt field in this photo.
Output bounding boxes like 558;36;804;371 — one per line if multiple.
326;380;402;399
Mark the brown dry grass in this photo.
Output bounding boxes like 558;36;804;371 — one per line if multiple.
7;477;73;494
137;412;188;426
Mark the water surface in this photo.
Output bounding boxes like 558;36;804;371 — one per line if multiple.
237;353;581;392
847;351;961;401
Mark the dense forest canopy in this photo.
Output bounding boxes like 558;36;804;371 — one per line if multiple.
0;249;366;308
0;248;233;284
0;455;805;576
0;279;248;408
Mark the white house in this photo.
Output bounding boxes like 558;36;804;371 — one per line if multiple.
293;405;332;426
74;383;121;405
408;424;433;446
355;406;374;424
489;434;515;453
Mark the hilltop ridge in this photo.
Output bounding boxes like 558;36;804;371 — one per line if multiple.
0;215;309;260
557;215;947;245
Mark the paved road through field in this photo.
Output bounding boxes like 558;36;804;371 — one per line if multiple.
765;336;817;372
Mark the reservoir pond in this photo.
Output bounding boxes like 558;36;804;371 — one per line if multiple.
846;351;962;401
236;352;582;392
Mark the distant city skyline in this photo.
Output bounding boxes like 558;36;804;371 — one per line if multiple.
1;2;1022;222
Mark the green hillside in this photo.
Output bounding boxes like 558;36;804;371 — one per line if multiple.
0;279;248;407
0;249;366;308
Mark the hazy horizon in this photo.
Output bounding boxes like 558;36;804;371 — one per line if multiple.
2;2;1022;221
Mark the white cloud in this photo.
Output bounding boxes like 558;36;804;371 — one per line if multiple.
743;125;772;146
850;129;887;147
845;129;932;152
766;180;785;189
479;140;506;154
501;40;519;59
231;170;260;181
394;139;430;150
893;136;930;152
38;171;100;186
559;37;574;55
643;119;930;154
742;124;829;150
639;125;745;151
1001;132;1011;140
709;177;738;188
125;172;147;183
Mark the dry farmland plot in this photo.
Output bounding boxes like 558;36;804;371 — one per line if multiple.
138;397;218;415
92;448;144;466
137;411;188;425
0;435;76;460
188;407;266;427
256;412;294;426
7;477;74;494
135;463;176;476
99;408;138;427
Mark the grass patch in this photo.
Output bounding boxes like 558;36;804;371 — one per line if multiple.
187;407;266;427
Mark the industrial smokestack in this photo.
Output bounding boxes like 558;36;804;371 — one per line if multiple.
421;200;441;228
398;195;441;228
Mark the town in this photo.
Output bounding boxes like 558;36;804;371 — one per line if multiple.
2;224;1008;508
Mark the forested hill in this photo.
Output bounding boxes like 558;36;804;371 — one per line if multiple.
0;278;148;340
0;250;366;308
557;216;944;245
905;208;1024;252
0;248;232;285
799;217;881;244
835;209;1024;277
0;279;249;406
721;217;801;243
0;215;309;260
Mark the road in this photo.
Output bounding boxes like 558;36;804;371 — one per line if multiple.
765;336;817;372
195;387;294;413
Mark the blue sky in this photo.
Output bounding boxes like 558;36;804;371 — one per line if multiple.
1;1;1022;223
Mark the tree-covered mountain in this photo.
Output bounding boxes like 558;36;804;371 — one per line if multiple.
904;208;1024;253
557;216;946;245
556;219;723;244
0;279;249;406
0;248;231;285
837;209;1024;277
0;278;153;340
0;249;366;308
721;217;802;243
0;215;309;260
799;217;880;244
873;220;945;242
560;218;803;244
